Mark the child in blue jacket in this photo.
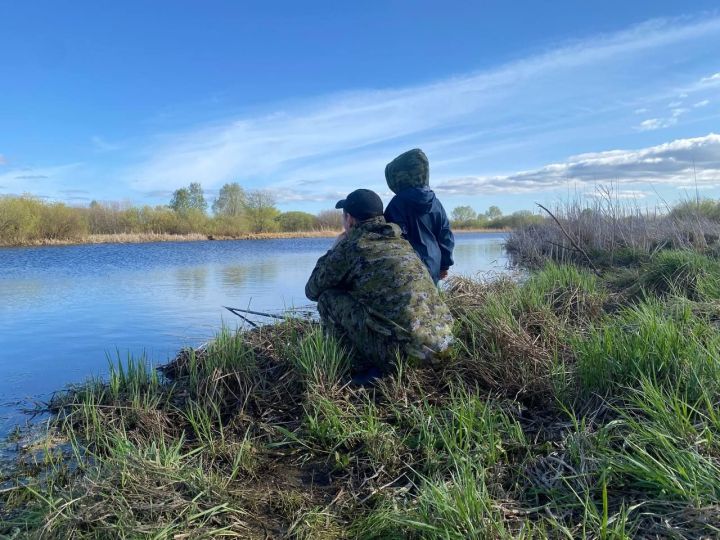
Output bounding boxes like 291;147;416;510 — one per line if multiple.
384;148;455;283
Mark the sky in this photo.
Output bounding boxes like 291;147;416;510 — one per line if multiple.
1;1;720;214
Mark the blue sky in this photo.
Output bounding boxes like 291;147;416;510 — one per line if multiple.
1;1;720;214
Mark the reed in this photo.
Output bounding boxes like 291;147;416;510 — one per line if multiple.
506;196;720;269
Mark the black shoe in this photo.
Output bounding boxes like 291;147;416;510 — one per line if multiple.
351;366;382;386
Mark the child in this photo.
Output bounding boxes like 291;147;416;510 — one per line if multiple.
384;148;454;283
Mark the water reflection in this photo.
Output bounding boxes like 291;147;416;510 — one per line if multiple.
175;267;209;299
0;278;50;311
220;265;248;288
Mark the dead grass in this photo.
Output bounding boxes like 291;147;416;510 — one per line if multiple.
1;230;341;248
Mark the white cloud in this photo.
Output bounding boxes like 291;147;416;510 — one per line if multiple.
700;72;720;83
122;15;720;196
675;183;719;190
633;108;648;114
433;133;720;195
270;188;348;203
637;117;677;131
694;99;710;107
586;189;650;199
0;154;6;165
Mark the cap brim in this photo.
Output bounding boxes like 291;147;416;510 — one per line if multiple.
334;199;346;210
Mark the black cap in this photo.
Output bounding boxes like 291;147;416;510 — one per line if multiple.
335;189;384;221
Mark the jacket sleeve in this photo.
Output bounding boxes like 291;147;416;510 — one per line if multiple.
384;198;408;236
437;203;455;270
305;241;352;301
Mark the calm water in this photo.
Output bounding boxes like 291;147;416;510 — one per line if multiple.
0;232;506;435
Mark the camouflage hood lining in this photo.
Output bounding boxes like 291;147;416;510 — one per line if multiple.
385;148;430;194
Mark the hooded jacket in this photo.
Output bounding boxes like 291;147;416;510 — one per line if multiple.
384;149;454;283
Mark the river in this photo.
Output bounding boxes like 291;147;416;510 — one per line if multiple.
0;232;507;435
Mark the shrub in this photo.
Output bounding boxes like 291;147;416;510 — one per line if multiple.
0;196;42;244
38;202;88;240
276;211;319;232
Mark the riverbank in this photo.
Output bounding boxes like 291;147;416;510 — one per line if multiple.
0;227;505;248
0;230;341;248
3;240;720;537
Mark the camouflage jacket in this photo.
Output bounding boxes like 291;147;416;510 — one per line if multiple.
305;216;453;355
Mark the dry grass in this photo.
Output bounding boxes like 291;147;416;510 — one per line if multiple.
1;230;341;248
506;197;720;269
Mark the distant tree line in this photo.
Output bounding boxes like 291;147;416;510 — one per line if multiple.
0;181;344;245
450;205;545;230
0;180;558;245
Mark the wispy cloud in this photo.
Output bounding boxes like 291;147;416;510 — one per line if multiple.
91;136;121;152
122;15;720;200
0;154;6;166
0;164;84;198
433;133;720;195
694;99;710;107
586;189;650;200
700;72;720;83
141;189;174;199
637;118;677;131
14;174;49;180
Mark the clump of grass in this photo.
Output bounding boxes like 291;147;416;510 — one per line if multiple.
637;249;720;301
446;263;604;402
290;325;351;388
574;298;720;400
606;379;720;506
355;464;512;540
408;385;526;475
521;261;606;321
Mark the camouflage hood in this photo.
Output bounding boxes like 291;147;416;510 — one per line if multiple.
385;148;430;194
352;215;401;240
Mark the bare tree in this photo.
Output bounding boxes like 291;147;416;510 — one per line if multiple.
316;209;343;230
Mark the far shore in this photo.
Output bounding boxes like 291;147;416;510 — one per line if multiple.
0;227;507;249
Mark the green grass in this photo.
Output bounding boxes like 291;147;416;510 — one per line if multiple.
638;249;720;301
574;298;720;400
3;259;720;538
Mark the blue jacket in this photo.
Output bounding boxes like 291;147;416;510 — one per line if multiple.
384;187;455;283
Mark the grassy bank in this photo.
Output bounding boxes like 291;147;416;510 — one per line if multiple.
3;242;720;537
3;230;341;248
1;228;501;249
